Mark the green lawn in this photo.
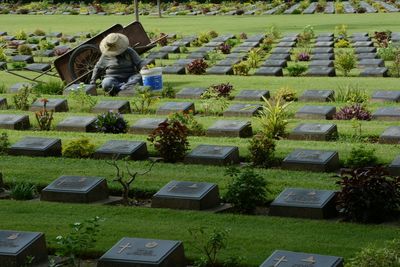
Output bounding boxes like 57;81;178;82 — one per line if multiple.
0;13;400;266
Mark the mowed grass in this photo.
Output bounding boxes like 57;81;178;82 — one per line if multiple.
0;13;400;266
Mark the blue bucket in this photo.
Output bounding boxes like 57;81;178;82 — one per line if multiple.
140;67;163;91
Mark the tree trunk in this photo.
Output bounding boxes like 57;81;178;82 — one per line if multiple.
134;0;139;22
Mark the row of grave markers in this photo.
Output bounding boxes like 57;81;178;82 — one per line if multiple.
0;228;344;266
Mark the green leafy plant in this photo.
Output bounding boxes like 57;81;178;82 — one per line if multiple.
131;86;159;114
169;111;205;136
225;167;268;213
11;61;27;70
256;96;292;139
188;227;231;267
55;216;102;267
35;98;53;131
233;61;250;76
15;29;27;40
286;64;307;76
161;82;176;98
33;28;46;36
247;49;263;68
33;80;65;95
207;50;224;65
267;24;281;39
335;39;350;48
335;51;356;76
68;84;97;112
95;111;128;134
336;84;369;103
12;85;37;111
63;138;96;158
0;132;10;155
347;239;400;267
275;86;297;102
335;24;348;38
148;120;189;163
10;181;37;200
248;134;276;168
200;89;229;116
39;39;55;51
17;44;32;55
378;43;399;61
298;25;315;45
345;146;378;168
0;47;8;62
336;167;400;223
390;52;400;77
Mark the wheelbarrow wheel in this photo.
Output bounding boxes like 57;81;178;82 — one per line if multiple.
68;44;101;82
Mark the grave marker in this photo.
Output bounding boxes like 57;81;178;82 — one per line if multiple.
0;98;6;109
129;118;167;134
223;103;262;117
254;67;283;76
360;67;388;77
371;90;400;102
260;250;344;267
234;90;270;101
372;107;400;120
176;88;206;99
379;126;400;144
295;105;336;119
0;114;30;130
282;149;340;172
206;120;252;138
152;180;220;210
9;137;62;157
206;66;234;75
156;102;195;115
299;90;334;102
289;123;338;141
30;98;69;112
388;155;400;176
184;144;240;165
94;140;148;160
63;83;97;96
92;100;131;114
56;116;97;132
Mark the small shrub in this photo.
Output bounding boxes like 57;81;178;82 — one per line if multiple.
298;25;315;45
335;24;348;38
336;84;369;103
218;43;231;54
239;32;248;39
95;111;128;134
198;32;211;44
390;52;400;77
347;239;400;267
275;86;297;102
374;30;391;48
247;49;263;68
11;61;27;70
10;181;37;200
208;30;218;38
225;167;268;213
335;2;344;13
209;82;234;98
335;51;356;76
63;138;95;158
39;39;55;51
267;24;281;39
287;64;307;77
248;134;276;168
334;103;372;121
206;50;224;65
161;83;176;98
233;61;250;76
256;96;292;139
27;37;40;44
378;43;399;61
336;167;400;223
0;132;10;155
148;120;189;163
68;84;97;112
17;44;32;55
15;29;27;40
0;47;8;62
169;111;205;136
13;85;37;111
35;98;53;131
33;80;64;95
345;146;378;168
187;59;208;75
33;28;46;36
200;89;229;116
131;86;159;114
334;39;350;48
296;52;310;61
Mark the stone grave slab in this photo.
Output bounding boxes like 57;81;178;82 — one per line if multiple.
0;230;48;267
0;114;30;130
92;100;131;114
314;41;334;47
206;120;252;138
176;87;206;99
41;175;109;203
238;41;259;48
162;65;186;75
312;47;334;54
171;40;190;47
360;67;388;77
280;36;297;42
11;55;34;63
195;47;215;53
289;123;338;141
309;60;334;67
372;107;400;120
354;46;377;53
317;33;334;38
173;59;194;67
3;35;15;41
353;41;373;47
299;90;334;102
260;250;344;267
311;53;334;60
211;36;231;42
0;62;6;70
156;102;195;115
356;53;378;60
225;53;247;60
231;46;253;53
261;59;287;68
254;67;283;76
0;97;7;109
24;63;51;72
371;90;400;102
0;31;7;36
307;67;336;77
152;180;220;210
271;47;292;54
159;46;180;53
56;116;97;132
246;34;265;43
282;149;340;172
358;59;384;68
97;237;185;267
379;126;400;144
9;137;62;157
388;156;400;176
184;144;240;165
205;41;224;47
316;37;334;42
42;49;55;57
269;188;337;219
8;82;36;93
276;42;295;47
206;66;233;75
63;83;97;96
215;58;241;66
130;118;167;134
295;105;336;120
94;140;148;160
234;90;270;101
187;52;207;59
29;98;69;112
147;51;168;60
268;54;291;61
350;36;371;42
223;103;262;117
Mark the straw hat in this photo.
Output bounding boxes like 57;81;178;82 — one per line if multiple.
99;33;129;56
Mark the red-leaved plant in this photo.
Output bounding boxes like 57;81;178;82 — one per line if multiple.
187;59;208;75
334;104;372;121
209;82;234;98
